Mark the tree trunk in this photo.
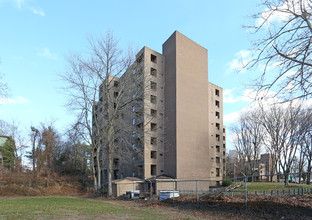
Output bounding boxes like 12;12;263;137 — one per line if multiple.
285;173;289;186
307;161;311;185
96;147;101;194
108;153;113;196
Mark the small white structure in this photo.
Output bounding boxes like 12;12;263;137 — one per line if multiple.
159;191;179;201
126;190;140;199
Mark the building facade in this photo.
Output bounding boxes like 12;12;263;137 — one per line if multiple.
94;31;226;184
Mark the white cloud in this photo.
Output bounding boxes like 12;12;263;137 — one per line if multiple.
224;87;312;126
37;48;57;60
1;0;45;16
223;89;240;103
223;88;256;104
32;8;45;16
224;111;240;124
226;50;252;74
0;96;28;105
15;0;25;9
256;0;311;27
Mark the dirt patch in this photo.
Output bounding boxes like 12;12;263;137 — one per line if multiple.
0;172;89;196
90;193;312;219
159;193;312;219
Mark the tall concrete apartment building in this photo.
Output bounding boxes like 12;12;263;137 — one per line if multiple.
94;31;226;184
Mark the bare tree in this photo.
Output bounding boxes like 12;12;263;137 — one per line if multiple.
0;120;27;172
261;102;307;185
246;0;312;100
302;108;312;184
231;109;264;180
0;60;8;98
259;103;287;181
61;31;146;195
29;126;40;176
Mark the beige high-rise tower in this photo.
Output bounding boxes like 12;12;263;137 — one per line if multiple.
95;31;226;184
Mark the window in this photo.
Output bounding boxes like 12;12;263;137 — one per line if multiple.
114;92;118;98
223;144;226;148
216;157;220;163
114;103;116;109
132;144;136;150
151;54;157;63
216;134;220;141
215;89;219;97
132;106;135;112
159;113;163;116
132;118;136;125
223;151;226;156
120;173;124;179
223;136;225;141
151;137;157;145
223;128;226;133
150;67;157;76
132;156;136;162
160;100;163;103
132;171;136;177
151;109;157;117
114;81;119;87
151;151;157;159
151;123;157;131
113;158;119;166
216;145;220;152
216;123;220;130
215;100;220;108
132;131;136;138
150;95;157;104
216;112;220;119
223;159;225;164
151;81;157;90
136;54;143;62
151;165;157;176
216;168;220;177
211;146;214;149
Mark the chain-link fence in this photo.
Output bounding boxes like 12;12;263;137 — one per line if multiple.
112;172;312;209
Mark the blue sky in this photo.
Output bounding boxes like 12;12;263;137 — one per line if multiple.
0;0;263;150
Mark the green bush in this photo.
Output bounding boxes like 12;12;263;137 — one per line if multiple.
222;180;232;187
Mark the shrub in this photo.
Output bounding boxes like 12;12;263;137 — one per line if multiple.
222;180;232;187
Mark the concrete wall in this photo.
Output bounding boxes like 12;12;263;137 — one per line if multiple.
163;31;211;179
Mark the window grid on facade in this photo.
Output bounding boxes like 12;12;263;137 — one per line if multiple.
151;151;157;159
151;54;157;63
151;123;157;131
216;145;220;152
216;123;220;130
151;81;157;90
151;137;157;145
216;111;220;119
150;95;157;104
215;100;220;108
215;89;219;97
151;165;157;176
150;67;157;76
151;109;157;117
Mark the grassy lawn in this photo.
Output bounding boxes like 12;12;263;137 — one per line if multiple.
235;182;312;192
0;197;179;220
